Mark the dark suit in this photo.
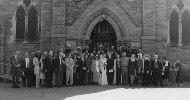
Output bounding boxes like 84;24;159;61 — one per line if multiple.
86;57;93;84
143;59;152;86
107;57;114;84
43;56;53;87
151;60;163;86
30;57;35;86
21;57;32;87
76;57;86;85
55;57;66;87
10;55;22;87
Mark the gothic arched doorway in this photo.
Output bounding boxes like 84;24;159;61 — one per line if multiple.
89;20;117;51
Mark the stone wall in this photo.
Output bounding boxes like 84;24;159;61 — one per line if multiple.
41;0;53;51
65;0;142;49
51;0;66;51
142;0;156;57
0;0;42;62
165;0;190;80
1;0;190;80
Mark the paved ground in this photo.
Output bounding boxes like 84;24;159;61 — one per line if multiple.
0;82;190;100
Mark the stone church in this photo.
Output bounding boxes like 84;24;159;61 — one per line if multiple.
0;0;190;80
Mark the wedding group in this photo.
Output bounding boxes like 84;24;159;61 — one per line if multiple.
10;45;183;88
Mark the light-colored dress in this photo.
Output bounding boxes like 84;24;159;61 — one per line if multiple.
91;60;99;83
99;58;108;85
113;59;117;84
33;57;41;75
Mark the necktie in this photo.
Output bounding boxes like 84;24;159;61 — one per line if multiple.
26;58;28;68
15;56;18;64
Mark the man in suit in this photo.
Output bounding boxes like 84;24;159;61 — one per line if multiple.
44;50;54;88
55;52;65;87
30;52;36;86
86;53;93;84
52;52;58;86
65;53;74;86
107;52;114;85
76;54;86;85
121;52;129;85
151;55;163;87
125;46;131;57
10;50;22;88
21;53;32;87
65;44;71;56
117;46;123;57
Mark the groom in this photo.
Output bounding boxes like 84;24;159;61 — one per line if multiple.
107;52;114;85
10;50;22;88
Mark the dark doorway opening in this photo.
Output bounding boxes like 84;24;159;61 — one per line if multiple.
89;20;117;52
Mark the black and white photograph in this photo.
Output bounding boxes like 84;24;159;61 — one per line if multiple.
0;0;190;100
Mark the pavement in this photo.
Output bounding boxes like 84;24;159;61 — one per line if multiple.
0;82;190;100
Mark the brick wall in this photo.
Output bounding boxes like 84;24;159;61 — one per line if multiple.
0;0;190;80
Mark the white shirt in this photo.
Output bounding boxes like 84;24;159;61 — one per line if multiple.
59;57;62;65
165;61;169;66
25;58;29;68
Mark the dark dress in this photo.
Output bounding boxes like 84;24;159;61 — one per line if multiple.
116;59;122;85
143;59;152;86
128;59;136;75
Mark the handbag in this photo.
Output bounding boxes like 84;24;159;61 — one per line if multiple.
40;73;45;79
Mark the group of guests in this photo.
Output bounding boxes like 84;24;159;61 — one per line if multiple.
10;45;183;88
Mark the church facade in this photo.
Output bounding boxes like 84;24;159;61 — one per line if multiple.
0;0;190;80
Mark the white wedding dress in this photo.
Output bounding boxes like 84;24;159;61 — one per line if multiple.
99;58;108;85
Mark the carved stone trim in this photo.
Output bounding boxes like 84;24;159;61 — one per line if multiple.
66;0;141;27
81;7;126;41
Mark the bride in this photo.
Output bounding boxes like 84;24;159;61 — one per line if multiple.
99;53;108;85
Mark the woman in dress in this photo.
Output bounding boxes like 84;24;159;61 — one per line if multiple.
33;51;42;88
91;55;99;84
99;53;108;85
128;54;137;86
170;61;178;86
114;54;122;85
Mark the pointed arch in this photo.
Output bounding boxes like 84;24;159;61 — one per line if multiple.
81;7;126;40
23;0;31;7
182;9;190;45
90;19;117;41
170;10;179;45
16;6;25;41
28;6;38;42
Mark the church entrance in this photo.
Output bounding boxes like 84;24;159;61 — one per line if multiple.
89;20;117;52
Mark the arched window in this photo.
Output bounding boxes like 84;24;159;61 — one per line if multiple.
16;6;25;41
182;10;190;45
28;6;38;42
170;10;179;45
